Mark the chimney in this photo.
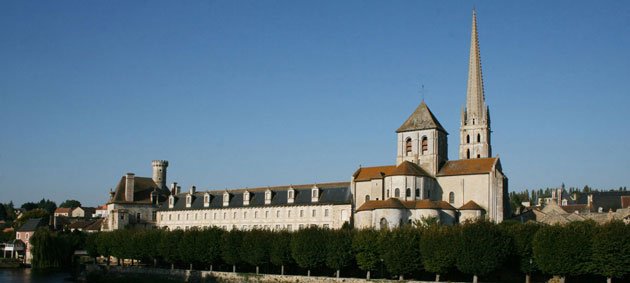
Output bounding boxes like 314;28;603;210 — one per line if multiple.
190;186;196;195
171;182;178;195
125;173;135;202
176;186;181;195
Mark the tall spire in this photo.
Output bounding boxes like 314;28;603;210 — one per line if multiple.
465;9;486;120
459;9;492;160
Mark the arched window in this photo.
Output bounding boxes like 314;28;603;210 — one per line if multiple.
421;136;428;154
449;192;455;204
405;138;412;155
466;149;471;159
380;218;388;230
477;133;481;143
405;188;411;197
365;195;370;202
394;188;400;198
466;135;470;144
415;188;420;199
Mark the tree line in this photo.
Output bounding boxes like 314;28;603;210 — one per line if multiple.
70;220;630;283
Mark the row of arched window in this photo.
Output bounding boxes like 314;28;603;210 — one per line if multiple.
405;137;429;155
465;133;482;144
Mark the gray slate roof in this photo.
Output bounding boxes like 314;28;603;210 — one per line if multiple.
577;191;630;212
397;102;447;133
161;182;351;211
16;218;48;232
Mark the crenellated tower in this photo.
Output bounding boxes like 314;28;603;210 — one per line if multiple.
152;160;168;189
460;10;492;159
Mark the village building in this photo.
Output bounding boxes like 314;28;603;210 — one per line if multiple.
15;218;48;264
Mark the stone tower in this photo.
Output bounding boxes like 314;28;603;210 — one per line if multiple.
396;101;448;176
152;160;168;189
460;10;492;160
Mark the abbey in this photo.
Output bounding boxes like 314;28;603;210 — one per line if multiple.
102;11;508;232
353;10;508;229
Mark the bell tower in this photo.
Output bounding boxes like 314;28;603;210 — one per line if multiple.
460;10;492;159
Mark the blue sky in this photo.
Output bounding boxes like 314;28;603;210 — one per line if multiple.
1;1;629;207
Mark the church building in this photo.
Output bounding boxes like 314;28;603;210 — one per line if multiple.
353;10;508;229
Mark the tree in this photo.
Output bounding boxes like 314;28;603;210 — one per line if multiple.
291;227;327;276
269;230;293;275
0;203;6;220
500;221;540;283
221;229;243;273
198;227;223;271
419;225;458;282
96;232;113;265
379;227;422;280
37;199;57;214
85;233;100;263
533;221;597;282
352;229;380;279
30;228;60;269
591;221;630;283
325;229;354;278
179;228;203;270
21;202;38;211
160;229;183;269
240;229;270;274
456;220;511;283
59;199;82;208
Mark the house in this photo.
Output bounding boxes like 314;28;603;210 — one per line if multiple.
15;218;48;263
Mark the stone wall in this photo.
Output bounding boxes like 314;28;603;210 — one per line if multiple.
87;265;468;283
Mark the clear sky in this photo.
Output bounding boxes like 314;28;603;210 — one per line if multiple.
1;1;629;207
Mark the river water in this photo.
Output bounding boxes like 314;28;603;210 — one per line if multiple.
0;269;73;283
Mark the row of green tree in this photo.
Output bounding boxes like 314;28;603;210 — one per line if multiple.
74;220;630;283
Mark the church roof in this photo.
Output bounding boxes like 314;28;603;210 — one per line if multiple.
110;176;170;204
437;157;499;176
396;102;447;133
387;161;431;177
356;198;456;212
459;200;485;210
353;165;397;182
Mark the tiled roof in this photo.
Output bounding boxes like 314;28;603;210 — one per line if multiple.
622;196;630;208
161;182;351;211
459;200;484;210
16;218;47;232
85;219;103;231
353;165;396;182
357;198;456;212
387;161;431;177
437;158;499;176
396;102;447;133
68;221;92;229
54;207;72;214
110;176;170;204
560;204;589;214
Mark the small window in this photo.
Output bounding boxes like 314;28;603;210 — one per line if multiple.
244;212;247;219
466;135;470;144
395;188;400;198
300;210;304;217
265;211;269;218
449;192;455;204
223;212;226;219
365;195;370;202
288;191;294;198
169;214;172;221
421;137;428;154
233;212;237;219
477;154;480;158
415;188;420;198
323;224;330;229
466;149;471;159
312;190;317;198
16;233;20;239
325;209;329;217
255;211;258;218
406;188;411;197
405;138;412;155
276;210;280;218
288;210;292;218
477;133;481;143
312;209;316;217
287;224;292;231
213;213;217;220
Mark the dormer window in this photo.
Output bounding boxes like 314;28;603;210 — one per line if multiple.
203;193;210;208
223;191;230;207
265;189;272;205
287;187;295;204
311;186;319;203
243;190;251;206
186;194;192;208
168;195;175;209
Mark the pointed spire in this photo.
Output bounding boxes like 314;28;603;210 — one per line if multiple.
465;9;486;120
